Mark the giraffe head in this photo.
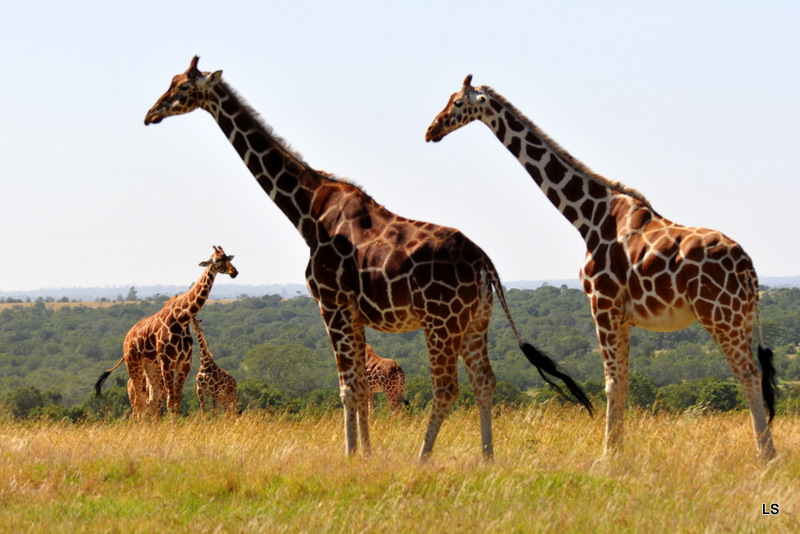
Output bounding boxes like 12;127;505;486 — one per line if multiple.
199;245;239;279
144;56;222;125
425;75;490;142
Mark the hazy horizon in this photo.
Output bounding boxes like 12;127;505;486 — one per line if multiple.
3;276;799;302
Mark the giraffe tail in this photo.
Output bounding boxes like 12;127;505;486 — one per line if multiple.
750;270;776;424
758;346;776;424
95;357;125;398
484;261;593;416
520;343;594;416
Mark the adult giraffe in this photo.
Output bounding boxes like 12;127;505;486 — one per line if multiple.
145;57;591;459
95;246;238;419
426;75;776;460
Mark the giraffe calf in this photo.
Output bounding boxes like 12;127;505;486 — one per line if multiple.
191;317;238;414
366;345;408;415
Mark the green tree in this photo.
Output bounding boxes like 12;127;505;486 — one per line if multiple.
239;344;331;397
303;388;341;413
4;386;62;418
405;376;433;409
82;375;133;420
628;371;657;409
657;382;699;412
494;381;527;406
238;379;285;410
696;377;741;412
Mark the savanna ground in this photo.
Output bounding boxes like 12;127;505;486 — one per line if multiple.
1;405;798;533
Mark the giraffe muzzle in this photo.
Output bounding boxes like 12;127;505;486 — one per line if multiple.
425;125;444;143
144;112;163;126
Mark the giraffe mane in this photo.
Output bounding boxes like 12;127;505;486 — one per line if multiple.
481;86;653;209
219;80;377;202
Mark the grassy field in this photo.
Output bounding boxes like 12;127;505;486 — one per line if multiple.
1;405;798;533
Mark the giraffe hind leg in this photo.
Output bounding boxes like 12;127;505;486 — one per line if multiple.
418;328;462;460
459;321;496;459
701;319;776;460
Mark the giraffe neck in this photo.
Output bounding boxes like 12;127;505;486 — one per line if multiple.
201;81;328;246
170;267;216;323
480;87;653;241
194;326;215;369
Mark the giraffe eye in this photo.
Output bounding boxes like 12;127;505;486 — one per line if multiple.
454;100;464;108
178;83;191;91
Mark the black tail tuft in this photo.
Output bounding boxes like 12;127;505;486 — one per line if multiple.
95;370;112;398
758;346;776;424
520;343;593;416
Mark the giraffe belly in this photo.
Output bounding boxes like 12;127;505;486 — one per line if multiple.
630;300;697;332
361;306;422;333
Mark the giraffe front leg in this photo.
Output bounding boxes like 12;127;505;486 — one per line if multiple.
196;382;207;413
603;365;629;456
319;304;370;457
595;312;630;457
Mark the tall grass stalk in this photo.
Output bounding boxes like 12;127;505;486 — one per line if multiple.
1;405;797;532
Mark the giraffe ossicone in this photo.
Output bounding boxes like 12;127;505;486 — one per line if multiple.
426;76;777;460
95;246;238;419
145;57;592;460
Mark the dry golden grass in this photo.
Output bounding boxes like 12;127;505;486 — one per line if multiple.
1;405;798;533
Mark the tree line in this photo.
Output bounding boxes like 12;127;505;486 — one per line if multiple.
1;286;799;420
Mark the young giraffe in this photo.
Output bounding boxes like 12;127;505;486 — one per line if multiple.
145;57;591;459
426;76;777;460
191;317;238;414
365;344;407;415
95;246;238;419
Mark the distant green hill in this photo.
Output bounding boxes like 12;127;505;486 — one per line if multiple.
1;286;799;419
2;275;797;302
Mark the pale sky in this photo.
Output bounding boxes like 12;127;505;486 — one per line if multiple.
2;1;798;293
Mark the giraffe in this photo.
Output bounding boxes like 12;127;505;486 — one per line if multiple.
145;57;592;459
95;246;238;419
191;316;238;414
365;344;407;415
426;75;777;460
127;377;164;419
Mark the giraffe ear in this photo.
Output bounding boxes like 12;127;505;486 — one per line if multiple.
225;254;234;261
199;260;211;267
198;70;222;88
